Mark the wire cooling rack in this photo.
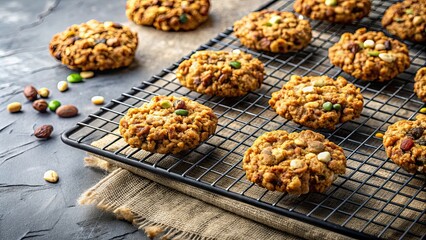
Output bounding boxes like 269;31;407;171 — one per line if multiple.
63;0;426;239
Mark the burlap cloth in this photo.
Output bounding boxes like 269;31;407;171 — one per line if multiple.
78;132;353;239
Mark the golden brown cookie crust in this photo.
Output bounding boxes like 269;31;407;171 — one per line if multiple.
269;75;364;130
49;20;138;71
383;119;426;174
294;0;371;23
233;10;312;53
243;130;346;195
176;50;265;97
119;96;217;154
382;0;426;43
126;0;210;31
328;28;410;82
414;67;426;102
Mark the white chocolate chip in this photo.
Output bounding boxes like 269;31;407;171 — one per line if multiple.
317;151;331;163
302;86;315;93
375;43;386;51
305;153;316;159
290;159;304;169
294;138;306;146
103;21;114;28
363;40;375;48
269;15;281;24
232;49;241;55
313;79;325;87
298;15;304;20
44;170;59;183
379;53;395;63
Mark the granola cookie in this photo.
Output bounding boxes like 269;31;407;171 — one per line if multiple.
176;50;265;97
243;130;346;195
414;67;426;102
294;0;371;23
329;28;410;82
233;10;312;53
49;20;138;71
119;96;217;154
383;119;426;174
269;75;363;130
126;0;210;31
382;0;426;43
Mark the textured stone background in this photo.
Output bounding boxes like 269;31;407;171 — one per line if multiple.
0;0;262;239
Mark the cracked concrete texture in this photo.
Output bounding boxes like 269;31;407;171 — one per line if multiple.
0;0;262;239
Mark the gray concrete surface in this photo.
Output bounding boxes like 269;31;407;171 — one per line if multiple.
0;0;263;239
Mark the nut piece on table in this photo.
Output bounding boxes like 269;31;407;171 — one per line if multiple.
57;81;69;92
91;96;104;105
7;102;22;113
43;170;59;183
38;88;50;98
56;104;78;118
33;99;48;112
34;125;54;139
80;71;94;79
24;85;38;101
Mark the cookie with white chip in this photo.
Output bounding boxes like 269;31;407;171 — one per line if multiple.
243;130;346;195
233;10;312;53
382;0;426;43
119;96;217;154
126;0;210;31
329;28;410;82
269;75;364;130
383;119;426;174
49;20;138;71
176;50;265;97
294;0;371;23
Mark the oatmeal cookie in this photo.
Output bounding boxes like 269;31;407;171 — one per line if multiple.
49;20;138;71
383;119;426;174
243;130;346;195
176;50;265;97
382;0;426;43
329;28;410;82
269;75;363;130
294;0;371;23
233;10;312;53
119;96;217;154
126;0;210;31
415;67;426;102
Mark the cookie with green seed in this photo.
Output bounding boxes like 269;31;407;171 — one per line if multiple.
269;75;364;130
126;0;210;31
382;0;426;43
243;130;347;195
119;96;217;154
49;20;138;71
328;28;410;82
233;10;312;53
383;119;426;174
294;0;371;23
176;50;265;97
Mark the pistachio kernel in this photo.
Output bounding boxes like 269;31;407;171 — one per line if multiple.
179;14;188;23
174;109;189;116
368;51;380;57
229;61;241;69
160;100;172;109
323;102;333;111
333;103;342;111
325;0;337;6
67;73;83;83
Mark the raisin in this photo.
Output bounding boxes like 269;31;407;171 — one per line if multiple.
400;138;414;151
349;43;360;54
408;127;424;139
384;40;392;50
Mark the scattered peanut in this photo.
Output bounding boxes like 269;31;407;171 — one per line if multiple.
7;102;22;113
379;53;395;63
375;132;384;138
80;71;95;79
57;81;68;92
32;99;48;112
38;88;50;98
91;96;104;105
374;43;386;51
43;170;59;183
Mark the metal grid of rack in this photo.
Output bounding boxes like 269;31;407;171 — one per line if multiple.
62;0;426;239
